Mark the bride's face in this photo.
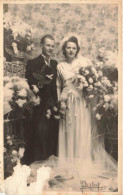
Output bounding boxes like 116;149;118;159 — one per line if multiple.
65;42;77;60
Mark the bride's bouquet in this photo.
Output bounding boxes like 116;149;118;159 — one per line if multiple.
73;65;113;104
4;76;40;118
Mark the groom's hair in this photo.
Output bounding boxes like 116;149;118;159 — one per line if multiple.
40;34;55;45
62;36;80;57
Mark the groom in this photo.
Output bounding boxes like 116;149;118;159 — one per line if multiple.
25;34;58;163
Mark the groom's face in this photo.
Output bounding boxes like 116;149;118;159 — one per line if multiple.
42;38;55;57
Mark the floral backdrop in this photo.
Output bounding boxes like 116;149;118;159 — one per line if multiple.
4;3;118;61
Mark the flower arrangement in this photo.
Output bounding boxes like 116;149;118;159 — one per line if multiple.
4;76;40;118
4;28;34;57
46;101;67;120
4;134;25;178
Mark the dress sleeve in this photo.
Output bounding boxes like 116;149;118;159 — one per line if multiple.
56;65;63;101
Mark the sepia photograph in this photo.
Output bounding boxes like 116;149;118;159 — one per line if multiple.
0;0;122;194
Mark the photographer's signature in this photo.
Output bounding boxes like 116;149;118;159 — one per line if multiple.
80;180;105;193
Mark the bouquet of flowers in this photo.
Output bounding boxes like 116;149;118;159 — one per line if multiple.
46;100;67;120
4;76;40;118
73;65;113;105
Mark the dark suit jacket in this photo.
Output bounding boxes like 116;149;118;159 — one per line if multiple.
25;54;58;106
24;54;58;163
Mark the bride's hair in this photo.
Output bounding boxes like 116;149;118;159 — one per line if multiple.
62;36;80;58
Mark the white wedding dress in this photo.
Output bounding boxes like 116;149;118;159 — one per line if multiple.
57;58;92;162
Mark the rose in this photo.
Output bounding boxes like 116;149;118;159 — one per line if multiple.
85;70;89;75
7;140;12;145
12;150;18;156
16;99;27;107
6;136;11;140
53;107;58;112
18;89;27;97
96;113;102;120
88;77;93;84
104;95;111;102
47;109;51;115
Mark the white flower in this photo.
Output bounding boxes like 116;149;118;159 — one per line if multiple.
5;82;13;89
61;102;66;110
7;140;12;145
18;89;27;97
6;136;11;140
85;70;89;75
12;150;18;156
47;109;51;115
90;85;93;89
46;114;50;119
16;99;27;107
88;77;93;84
104;95;111;102
83;81;88;87
54;115;60;120
32;85;39;93
53;107;58;112
96;113;102;120
101;77;112;87
18;147;25;158
34;97;40;105
4;88;13;101
26;45;32;51
91;67;97;74
4;148;7;153
98;71;103;77
103;103;109;111
89;95;94;99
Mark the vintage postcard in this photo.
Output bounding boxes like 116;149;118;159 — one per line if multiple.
0;0;122;194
